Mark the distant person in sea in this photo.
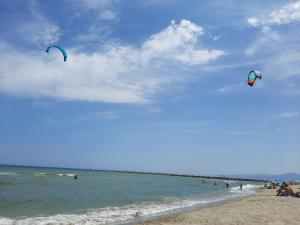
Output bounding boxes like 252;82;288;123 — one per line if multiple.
202;180;205;184
225;181;230;189
214;181;217;185
240;184;243;190
74;175;78;180
134;211;142;217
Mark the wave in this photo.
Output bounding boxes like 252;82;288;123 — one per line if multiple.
66;174;76;177
230;184;264;194
0;171;78;177
33;173;48;176
0;172;19;176
33;172;76;177
223;180;236;184
0;195;243;225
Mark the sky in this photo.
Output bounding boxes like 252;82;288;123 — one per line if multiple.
0;0;299;175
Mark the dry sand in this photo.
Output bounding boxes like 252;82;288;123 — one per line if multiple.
137;185;300;225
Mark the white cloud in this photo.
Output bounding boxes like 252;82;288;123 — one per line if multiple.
24;0;60;46
46;117;59;125
75;24;111;46
277;111;299;119
245;25;280;56
148;107;163;113
212;35;222;41
99;10;118;21
83;0;116;10
246;1;300;56
245;0;300;83
81;111;120;120
68;1;120;49
263;52;300;79
0;20;224;104
247;1;300;27
216;82;244;94
142;0;177;7
141;20;224;65
247;17;259;27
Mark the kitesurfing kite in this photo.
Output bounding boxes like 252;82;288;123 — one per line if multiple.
46;45;67;62
248;70;262;87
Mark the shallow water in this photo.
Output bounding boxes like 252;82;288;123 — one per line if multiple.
0;165;263;225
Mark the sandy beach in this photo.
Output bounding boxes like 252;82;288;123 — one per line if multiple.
138;185;300;225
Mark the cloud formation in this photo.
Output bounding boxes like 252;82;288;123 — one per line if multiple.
247;1;300;27
277;111;299;119
245;26;280;56
141;20;224;65
11;0;61;47
0;20;224;104
216;82;244;94
83;0;117;10
245;1;300;83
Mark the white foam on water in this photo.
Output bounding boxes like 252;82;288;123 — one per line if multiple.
33;173;47;176
0;217;14;225
0;172;19;176
66;173;76;177
0;183;262;225
230;184;264;194
223;180;236;184
0;195;239;225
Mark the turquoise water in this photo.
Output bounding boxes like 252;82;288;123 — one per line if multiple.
0;165;263;225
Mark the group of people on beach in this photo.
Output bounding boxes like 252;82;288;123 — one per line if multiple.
266;180;300;198
276;182;300;198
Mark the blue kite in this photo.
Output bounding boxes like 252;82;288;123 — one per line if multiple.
46;45;67;62
248;70;262;87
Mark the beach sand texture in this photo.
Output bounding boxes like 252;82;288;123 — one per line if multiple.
138;185;300;225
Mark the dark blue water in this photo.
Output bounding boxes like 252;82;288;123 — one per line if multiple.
0;165;263;225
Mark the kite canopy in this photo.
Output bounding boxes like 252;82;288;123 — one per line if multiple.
46;45;67;62
248;70;262;87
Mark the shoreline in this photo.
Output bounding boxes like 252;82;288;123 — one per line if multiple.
0;192;255;225
128;192;254;225
136;185;300;225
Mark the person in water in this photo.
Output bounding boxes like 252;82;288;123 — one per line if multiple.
134;211;142;217
74;175;78;179
240;184;243;190
226;182;229;189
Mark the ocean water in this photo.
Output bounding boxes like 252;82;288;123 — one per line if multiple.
0;165;263;225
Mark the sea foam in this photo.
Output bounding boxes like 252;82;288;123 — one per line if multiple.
0;195;241;225
230;184;264;193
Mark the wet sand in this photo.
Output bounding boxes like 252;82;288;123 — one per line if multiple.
137;185;300;225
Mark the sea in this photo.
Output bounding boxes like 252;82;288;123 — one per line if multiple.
0;164;264;225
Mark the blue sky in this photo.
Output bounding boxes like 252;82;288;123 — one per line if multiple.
0;0;299;175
